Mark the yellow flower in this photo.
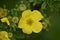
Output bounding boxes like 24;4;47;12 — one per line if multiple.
8;32;13;38
12;16;19;23
19;3;26;11
18;10;44;34
1;17;10;25
0;8;7;18
0;31;10;40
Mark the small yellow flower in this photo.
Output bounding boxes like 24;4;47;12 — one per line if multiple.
12;17;19;23
7;16;12;20
18;10;44;34
19;3;26;11
8;32;13;38
1;17;10;25
0;31;10;40
0;8;7;18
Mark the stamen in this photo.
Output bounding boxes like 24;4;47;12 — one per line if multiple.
27;19;33;26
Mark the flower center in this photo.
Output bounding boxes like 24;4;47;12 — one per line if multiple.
27;19;33;26
0;38;2;40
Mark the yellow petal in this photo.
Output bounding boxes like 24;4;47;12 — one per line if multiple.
1;17;10;25
32;22;43;33
6;20;10;26
22;26;32;34
18;17;33;34
0;31;10;40
32;10;44;21
18;16;31;28
0;31;8;39
22;10;31;17
18;17;26;28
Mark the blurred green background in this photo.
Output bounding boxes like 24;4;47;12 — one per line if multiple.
0;0;60;40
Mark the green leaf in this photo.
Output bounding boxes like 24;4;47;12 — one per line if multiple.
41;2;47;10
13;31;25;39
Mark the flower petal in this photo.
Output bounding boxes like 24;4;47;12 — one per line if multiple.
18;17;27;28
22;10;31;17
0;31;10;40
18;16;32;28
32;10;44;21
22;26;32;34
18;17;33;34
1;17;10;25
32;22;43;33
